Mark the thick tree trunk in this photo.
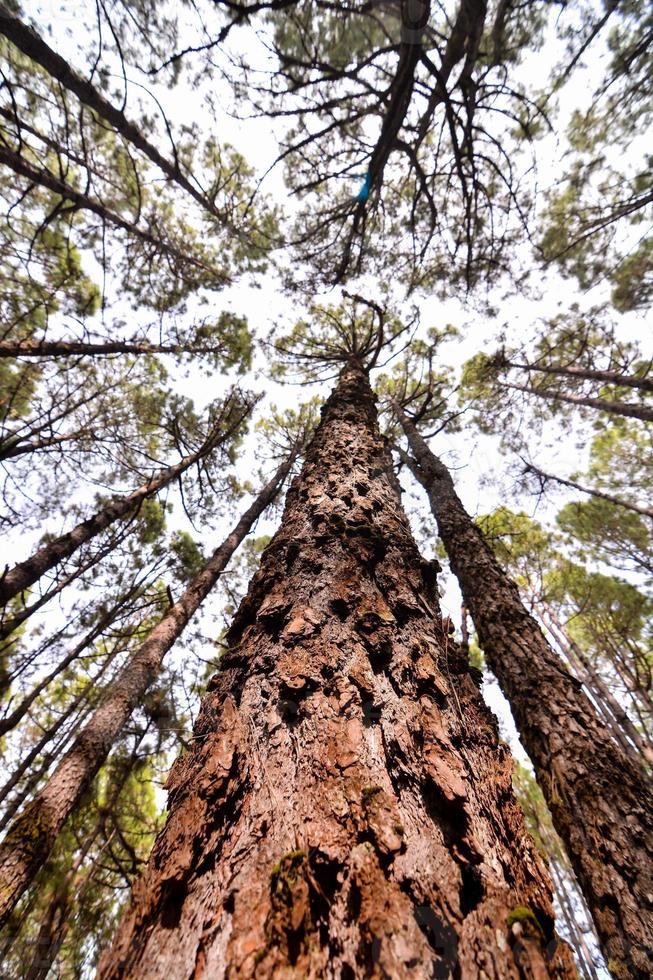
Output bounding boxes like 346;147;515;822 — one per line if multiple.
0;408;248;607
505;359;653;395
502;380;653;423
397;411;653;976
99;362;574;979
0;461;290;927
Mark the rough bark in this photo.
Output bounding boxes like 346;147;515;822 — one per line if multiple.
99;362;574;979
0;461;290;927
397;410;653;976
502;380;653;423
0;412;243;607
505;359;653;395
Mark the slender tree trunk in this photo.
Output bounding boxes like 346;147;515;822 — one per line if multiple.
541;608;653;765
502;380;653;423
0;459;291;927
0;524;136;642
0;582;144;736
0;429;80;461
21;736;142;980
548;860;600;980
505;359;653;395
23;889;69;980
523;461;653;519
0;339;221;359
0;638;124;817
396;409;653;976
99;362;574;979
0;411;243;607
0;144;227;283
545;621;637;762
536;612;635;756
0;2;238;231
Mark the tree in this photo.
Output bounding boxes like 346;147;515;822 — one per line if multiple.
0;389;256;609
97;355;575;978
513;765;603;980
0;453;294;924
476;506;653;763
1;0;652;974
391;405;653;974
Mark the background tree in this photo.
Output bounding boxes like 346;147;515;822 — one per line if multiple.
98;347;575;979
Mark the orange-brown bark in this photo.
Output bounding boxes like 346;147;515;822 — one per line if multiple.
100;362;574;979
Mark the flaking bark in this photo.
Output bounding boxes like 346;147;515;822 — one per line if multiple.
397;409;653;977
99;362;574;979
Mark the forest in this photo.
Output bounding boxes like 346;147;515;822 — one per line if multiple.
0;0;651;977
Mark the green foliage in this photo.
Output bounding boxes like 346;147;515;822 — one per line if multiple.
272;295;410;380
169;531;206;583
557;496;652;581
541;0;653;308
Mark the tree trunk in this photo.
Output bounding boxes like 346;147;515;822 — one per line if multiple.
523;461;653;519
0;581;144;736
0;524;136;642
20;737;141;980
0;429;80;461
397;410;653;976
548;859;600;980
0;459;291;927
0;144;227;283
502;380;653;423
0;637;123;819
23;889;69;980
505;359;653;395
0;409;246;607
541;607;653;765
0;339;220;359
98;362;574;979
